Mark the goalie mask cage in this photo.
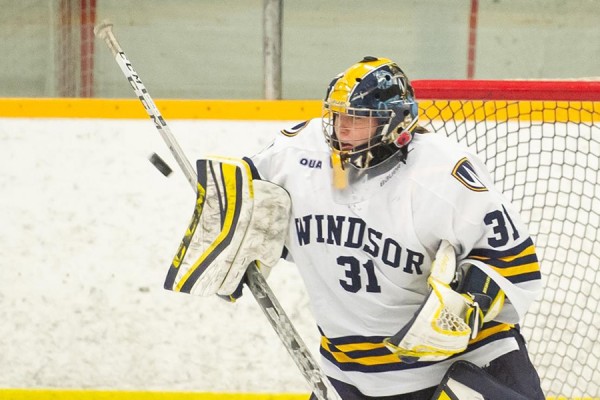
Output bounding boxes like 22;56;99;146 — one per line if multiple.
412;79;600;399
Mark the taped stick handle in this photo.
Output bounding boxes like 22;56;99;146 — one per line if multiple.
94;20;120;56
94;21;340;400
95;21;197;189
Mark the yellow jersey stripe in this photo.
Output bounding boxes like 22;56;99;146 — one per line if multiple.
498;244;537;262
491;262;540;278
470;323;514;345
322;337;400;366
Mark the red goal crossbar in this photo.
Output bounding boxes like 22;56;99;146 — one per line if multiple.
412;80;600;101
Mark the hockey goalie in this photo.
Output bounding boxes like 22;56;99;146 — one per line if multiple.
166;56;545;399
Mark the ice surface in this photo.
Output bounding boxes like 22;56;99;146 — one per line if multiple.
0;118;317;392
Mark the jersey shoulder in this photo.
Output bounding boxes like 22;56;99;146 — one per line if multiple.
258;118;326;156
250;118;327;182
410;132;467;166
280;119;312;137
408;132;492;194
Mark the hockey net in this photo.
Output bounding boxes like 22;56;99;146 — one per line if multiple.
412;79;600;399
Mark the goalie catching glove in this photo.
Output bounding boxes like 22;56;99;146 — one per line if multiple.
384;240;496;363
164;157;291;299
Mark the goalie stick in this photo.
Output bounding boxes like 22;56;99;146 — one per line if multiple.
94;21;341;400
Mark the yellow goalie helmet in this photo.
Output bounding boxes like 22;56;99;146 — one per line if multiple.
322;56;419;170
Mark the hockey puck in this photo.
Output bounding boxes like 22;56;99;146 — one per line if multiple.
148;153;173;177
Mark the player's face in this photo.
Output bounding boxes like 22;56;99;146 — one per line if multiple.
334;113;379;150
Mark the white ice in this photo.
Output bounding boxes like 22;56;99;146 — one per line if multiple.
0;117;318;393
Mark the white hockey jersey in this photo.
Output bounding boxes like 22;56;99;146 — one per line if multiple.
250;118;542;396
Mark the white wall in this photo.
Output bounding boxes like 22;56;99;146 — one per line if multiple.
0;118;318;393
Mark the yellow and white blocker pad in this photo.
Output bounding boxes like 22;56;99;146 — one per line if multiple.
164;157;291;297
384;241;474;363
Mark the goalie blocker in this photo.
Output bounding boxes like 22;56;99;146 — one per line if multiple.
164;157;291;298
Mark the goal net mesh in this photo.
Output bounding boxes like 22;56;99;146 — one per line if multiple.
414;80;600;399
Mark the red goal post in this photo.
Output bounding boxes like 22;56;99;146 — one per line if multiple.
411;79;600;399
57;0;97;97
